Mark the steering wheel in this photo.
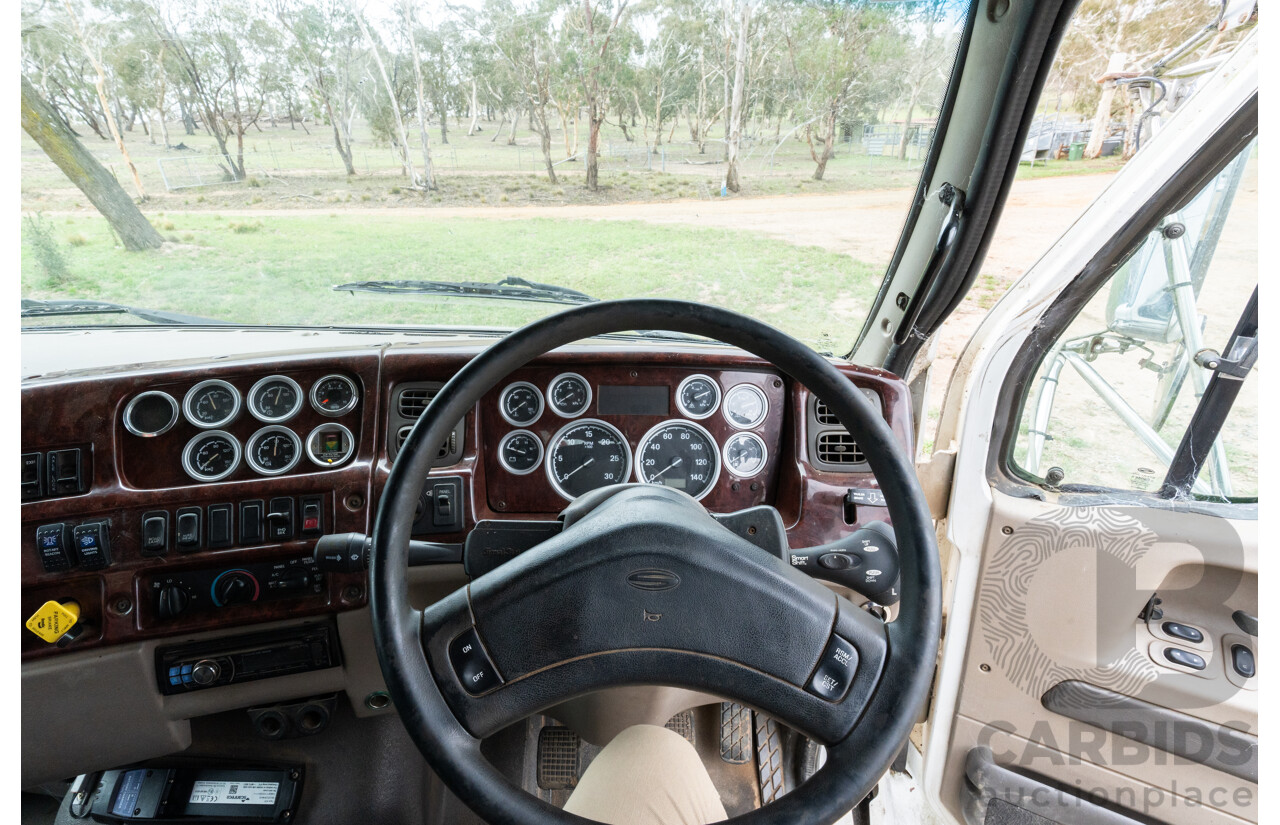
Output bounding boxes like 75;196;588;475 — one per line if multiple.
371;299;940;824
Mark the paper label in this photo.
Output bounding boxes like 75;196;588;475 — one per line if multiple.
188;780;279;806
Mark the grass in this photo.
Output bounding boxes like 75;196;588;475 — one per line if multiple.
20;214;882;352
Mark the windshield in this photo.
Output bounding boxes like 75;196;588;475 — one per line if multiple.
21;0;978;349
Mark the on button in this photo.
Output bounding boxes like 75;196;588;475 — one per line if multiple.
448;627;503;695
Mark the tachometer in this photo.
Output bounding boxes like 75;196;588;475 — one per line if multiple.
184;380;241;429
723;432;768;478
182;430;241;482
499;430;544;475
246;425;302;476
545;419;631;500
676;375;720;419
499;382;544;426
635;421;719;500
548;373;591;417
248;375;303;423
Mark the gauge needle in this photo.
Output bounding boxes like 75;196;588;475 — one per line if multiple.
650;458;683;481
561;457;595;480
200;455;214;471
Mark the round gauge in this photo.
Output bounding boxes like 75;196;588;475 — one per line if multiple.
676;374;721;420
310;374;359;417
499;382;544;426
182;430;241;482
124;390;179;437
723;383;768;429
635;421;720;500
248;375;303;423
499;429;544;475
245;425;302;476
548;373;592;418
723;432;768;478
545;418;632;500
306;422;356;468
183;380;241;429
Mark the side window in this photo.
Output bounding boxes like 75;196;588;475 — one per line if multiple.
1012;141;1257;500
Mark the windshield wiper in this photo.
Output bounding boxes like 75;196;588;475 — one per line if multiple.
20;298;229;326
333;277;598;306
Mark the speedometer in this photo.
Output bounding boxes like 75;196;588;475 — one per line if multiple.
635;421;719;500
545;419;632;500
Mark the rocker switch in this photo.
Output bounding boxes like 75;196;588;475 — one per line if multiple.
448;627;503;695
807;634;858;702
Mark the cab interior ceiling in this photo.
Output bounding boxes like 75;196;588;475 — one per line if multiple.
988;95;1258;514
853;0;1078;378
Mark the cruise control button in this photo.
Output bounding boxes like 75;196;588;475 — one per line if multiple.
448;627;503;695
1161;621;1204;644
807;634;859;702
1164;647;1206;671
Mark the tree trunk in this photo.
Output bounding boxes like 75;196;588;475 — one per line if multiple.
896;96;917;161
22;77;163;251
723;2;749;193
506;107;520;145
355;6;416;183
467;79;481;136
179;98;196;135
402;0;436;189
534;106;557;183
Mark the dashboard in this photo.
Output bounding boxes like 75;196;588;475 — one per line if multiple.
20;329;914;666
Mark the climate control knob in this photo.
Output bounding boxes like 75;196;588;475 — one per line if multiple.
211;570;259;606
191;659;221;685
156;584;190;619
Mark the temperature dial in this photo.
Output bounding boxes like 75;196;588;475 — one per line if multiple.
211;570;260;606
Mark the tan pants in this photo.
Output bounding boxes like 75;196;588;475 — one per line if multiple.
564;725;728;825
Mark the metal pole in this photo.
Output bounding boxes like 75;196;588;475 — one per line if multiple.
1024;344;1066;474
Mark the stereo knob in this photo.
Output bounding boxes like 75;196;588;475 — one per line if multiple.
191;659;221;685
212;571;258;606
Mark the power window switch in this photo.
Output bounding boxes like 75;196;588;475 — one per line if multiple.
301;496;324;537
448;627;503;695
35;523;73;572
1161;621;1204;644
140;511;169;556
175;507;201;551
1231;644;1256;679
207;504;233;548
806;634;859;702
1164;647;1206;671
71;522;111;570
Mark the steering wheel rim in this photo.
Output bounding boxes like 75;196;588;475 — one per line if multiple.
371;299;940;824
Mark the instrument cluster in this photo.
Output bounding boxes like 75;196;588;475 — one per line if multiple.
120;372;362;487
483;369;785;511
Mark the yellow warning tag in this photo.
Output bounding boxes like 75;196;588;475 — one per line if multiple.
25;600;80;644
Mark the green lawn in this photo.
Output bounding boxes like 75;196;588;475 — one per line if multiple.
21;214;882;353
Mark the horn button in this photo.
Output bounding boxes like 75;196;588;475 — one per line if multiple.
467;486;838;689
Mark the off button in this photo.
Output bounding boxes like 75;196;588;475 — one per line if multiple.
807;635;859;702
448;627;504;695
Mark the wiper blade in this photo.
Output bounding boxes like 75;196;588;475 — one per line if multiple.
20;298;229;326
333;277;598;306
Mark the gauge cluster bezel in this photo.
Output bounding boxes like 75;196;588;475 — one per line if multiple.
544;418;633;501
183;379;242;430
547;373;593;418
675;374;722;420
634;419;721;500
245;425;304;476
247;375;305;424
722;431;769;478
310;374;360;417
498;381;545;427
498;429;544;475
181;430;242;483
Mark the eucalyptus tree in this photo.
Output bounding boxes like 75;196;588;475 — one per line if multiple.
562;0;637;189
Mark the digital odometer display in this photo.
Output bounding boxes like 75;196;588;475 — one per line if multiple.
635;421;719;500
545;419;632;500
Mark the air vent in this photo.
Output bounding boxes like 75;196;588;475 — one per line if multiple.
399;387;437;419
814;399;840;426
815;432;865;465
397;425;456;459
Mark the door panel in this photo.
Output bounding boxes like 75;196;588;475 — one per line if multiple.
934;491;1257;824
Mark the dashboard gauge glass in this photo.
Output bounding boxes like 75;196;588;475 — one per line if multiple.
182;430;241;482
676;375;721;419
635;421;720;500
183;380;241;429
124;390;179;437
546;419;632;500
246;426;302;476
499;382;544;426
310;374;359;417
248;375;303;423
548;373;592;417
306;423;356;468
499;430;544;475
723;432;768;478
723;383;768;429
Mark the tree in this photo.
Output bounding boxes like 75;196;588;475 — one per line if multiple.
566;0;634;190
399;0;437;189
722;0;748;191
352;1;418;183
22;75;164;251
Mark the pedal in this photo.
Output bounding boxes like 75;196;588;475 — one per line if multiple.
665;709;696;746
536;725;581;791
719;702;751;764
755;714;786;804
